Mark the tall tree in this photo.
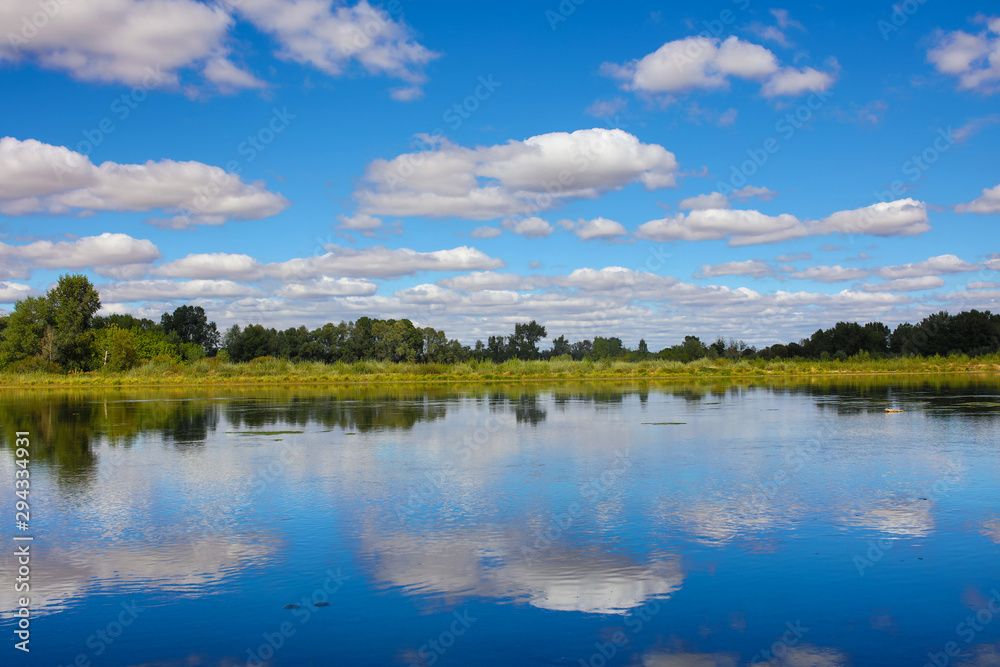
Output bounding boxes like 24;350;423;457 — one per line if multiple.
161;305;220;354
550;335;572;358
508;321;547;360
591;336;624;359
0;296;51;366
45;274;101;370
486;335;507;362
46;275;101;370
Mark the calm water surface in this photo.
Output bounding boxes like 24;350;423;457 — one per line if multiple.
2;378;1000;666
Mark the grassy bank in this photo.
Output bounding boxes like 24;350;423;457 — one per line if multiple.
2;353;999;388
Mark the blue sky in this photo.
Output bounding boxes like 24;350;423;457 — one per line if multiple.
1;0;998;348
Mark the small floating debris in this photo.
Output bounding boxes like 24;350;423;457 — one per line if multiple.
642;422;686;425
228;430;304;436
283;604;301;609
314;601;331;607
884;408;903;413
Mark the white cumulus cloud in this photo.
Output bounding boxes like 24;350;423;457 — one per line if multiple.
634;199;930;247
786;265;869;282
561;217;628;240
602;35;835;99
695;260;774;279
0;281;32;303
635;209;806;246
154;253;264;280
811;199;931;237
0;233;161;278
99;279;263;302
0;137;288;226
955;183;1000;214
0;0;242;89
268;244;504;280
861;277;946;292
356;128;679;220
679;192;730;210
278;277;377;299
502;217;553;238
0;0;435;94
233;0;439;93
438;272;535;292
927;19;1000;94
874;254;980;279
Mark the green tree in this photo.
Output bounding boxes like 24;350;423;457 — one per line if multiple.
421;327;450;362
681;335;707;361
486;335;507;362
94;325;138;371
161;305;220;355
313;322;350;362
226;324;278;361
569;339;592;360
46;274;101;370
637;338;649;359
0;296;51;367
222;324;244;361
550;335;572;358
508;321;547;360
94;313;158;331
590;336;624;360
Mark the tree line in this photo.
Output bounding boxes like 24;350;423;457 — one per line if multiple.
0;275;221;372
1;274;997;373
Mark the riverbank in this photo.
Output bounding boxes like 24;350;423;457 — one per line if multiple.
2;354;999;387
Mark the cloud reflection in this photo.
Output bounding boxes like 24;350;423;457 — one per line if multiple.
359;528;684;614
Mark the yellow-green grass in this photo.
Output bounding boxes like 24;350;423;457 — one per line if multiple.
1;354;998;388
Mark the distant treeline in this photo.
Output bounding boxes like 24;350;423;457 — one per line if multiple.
0;274;998;373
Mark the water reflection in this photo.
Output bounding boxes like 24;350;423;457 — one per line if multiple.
359;527;684;614
0;535;277;619
640;644;850;666
1;376;999;665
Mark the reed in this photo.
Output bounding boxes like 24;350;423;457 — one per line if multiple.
1;353;997;388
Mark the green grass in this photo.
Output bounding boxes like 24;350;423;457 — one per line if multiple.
1;353;998;388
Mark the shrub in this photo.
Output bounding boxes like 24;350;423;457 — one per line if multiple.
4;357;63;374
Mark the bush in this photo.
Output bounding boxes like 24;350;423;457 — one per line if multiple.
149;353;177;365
4;357;63;374
180;342;206;362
